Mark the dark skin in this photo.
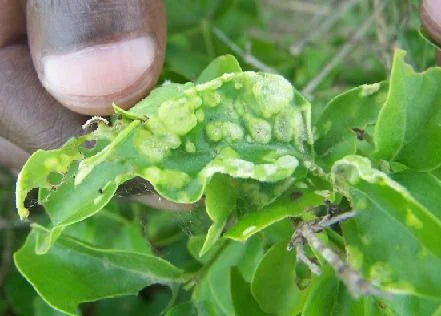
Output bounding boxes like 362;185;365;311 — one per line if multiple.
0;0;166;172
0;0;440;171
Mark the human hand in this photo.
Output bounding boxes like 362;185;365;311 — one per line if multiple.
421;0;441;65
0;0;166;172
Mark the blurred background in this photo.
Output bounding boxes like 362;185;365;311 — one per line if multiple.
0;0;436;315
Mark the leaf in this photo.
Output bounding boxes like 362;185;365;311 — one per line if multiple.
194;239;254;315
236;237;265;282
93;293;172;316
374;49;441;170
225;188;322;241
197;54;242;83
251;241;302;315
16;56;312;252
14;225;183;316
16;137;85;219
64;205;152;254
391;170;441;222
314;81;388;170
333;155;441;298
302;268;389;316
165;302;198;316
230;267;269;316
34;298;66;316
200;174;237;256
384;294;441;316
4;269;36;316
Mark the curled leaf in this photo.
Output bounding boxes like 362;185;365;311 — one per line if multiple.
16;56;312;252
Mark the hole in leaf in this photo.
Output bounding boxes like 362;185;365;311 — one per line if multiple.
291;191;303;200
352;127;366;141
24;188;40;212
80;140;97;151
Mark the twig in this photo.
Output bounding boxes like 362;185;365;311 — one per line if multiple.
263;0;330;15
288;211;384;298
301;225;384;298
295;242;321;275
318;211;357;228
212;27;277;74
301;11;377;98
374;0;391;69
289;0;363;55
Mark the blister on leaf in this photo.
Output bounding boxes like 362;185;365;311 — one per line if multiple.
16;55;312;252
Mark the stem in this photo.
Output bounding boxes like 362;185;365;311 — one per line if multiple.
212;27;277;74
191;238;230;282
289;0;363;55
301;0;390;98
201;19;215;59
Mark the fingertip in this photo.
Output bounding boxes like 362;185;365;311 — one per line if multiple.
421;0;441;47
0;137;29;173
41;36;160;115
27;0;166;115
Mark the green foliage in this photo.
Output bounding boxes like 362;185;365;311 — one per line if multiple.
2;1;441;314
374;50;441;170
11;46;441;315
14;224;183;316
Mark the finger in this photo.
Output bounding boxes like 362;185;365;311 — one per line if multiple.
0;0;26;48
421;0;441;46
27;0;166;115
0;44;85;153
0;137;29;174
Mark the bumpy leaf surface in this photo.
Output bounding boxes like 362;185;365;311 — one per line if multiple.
16;55;312;252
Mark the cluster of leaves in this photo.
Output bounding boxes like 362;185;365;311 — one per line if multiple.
11;45;441;316
1;1;440;315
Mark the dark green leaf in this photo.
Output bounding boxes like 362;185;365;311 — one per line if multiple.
200;174;237;255
14;225;183;316
251;241;302;315
334;155;441;298
17;57;311;253
374;49;441;170
385;294;441;316
230;267;269;316
303;268;389;316
225;188;322;241
197;54;242;83
315;81;388;170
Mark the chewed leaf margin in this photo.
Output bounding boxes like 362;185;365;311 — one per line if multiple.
15;55;313;253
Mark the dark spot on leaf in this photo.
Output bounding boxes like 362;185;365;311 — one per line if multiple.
81;140;97;150
291;191;303;200
98;188;103;194
352;127;365;141
324;200;339;215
